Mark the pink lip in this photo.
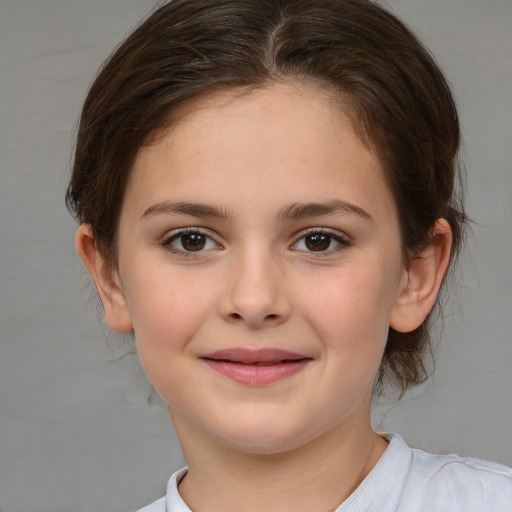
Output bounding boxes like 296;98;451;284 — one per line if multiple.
200;348;312;386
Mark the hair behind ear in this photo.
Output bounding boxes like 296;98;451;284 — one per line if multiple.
375;219;452;396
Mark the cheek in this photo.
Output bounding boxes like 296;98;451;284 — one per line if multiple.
299;263;398;354
122;265;217;372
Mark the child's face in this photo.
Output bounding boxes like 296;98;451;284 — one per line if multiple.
113;83;408;454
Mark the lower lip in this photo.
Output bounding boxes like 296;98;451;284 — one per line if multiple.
202;359;310;386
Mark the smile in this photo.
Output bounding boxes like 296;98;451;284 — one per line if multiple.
200;348;312;386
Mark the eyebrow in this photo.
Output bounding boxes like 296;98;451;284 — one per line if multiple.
140;199;372;222
141;201;232;220
277;200;372;222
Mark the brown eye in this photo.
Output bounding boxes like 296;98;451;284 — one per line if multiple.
165;230;218;253
292;230;348;254
304;233;332;251
180;233;207;251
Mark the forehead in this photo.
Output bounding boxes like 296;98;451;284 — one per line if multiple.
124;82;395;220
143;82;355;164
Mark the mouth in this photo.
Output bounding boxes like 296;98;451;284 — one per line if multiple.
199;348;312;386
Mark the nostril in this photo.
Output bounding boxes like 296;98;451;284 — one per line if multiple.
265;314;278;320
231;313;242;319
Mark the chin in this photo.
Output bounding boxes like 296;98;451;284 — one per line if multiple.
215;421;320;456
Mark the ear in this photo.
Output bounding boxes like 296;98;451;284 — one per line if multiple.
75;224;133;333
390;219;453;333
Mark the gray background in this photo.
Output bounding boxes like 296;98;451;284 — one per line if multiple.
0;0;511;510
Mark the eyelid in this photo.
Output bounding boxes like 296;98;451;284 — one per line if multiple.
299;227;350;240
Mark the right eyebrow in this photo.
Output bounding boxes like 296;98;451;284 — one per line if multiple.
140;201;232;221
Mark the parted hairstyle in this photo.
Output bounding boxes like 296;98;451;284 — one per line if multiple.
66;0;466;396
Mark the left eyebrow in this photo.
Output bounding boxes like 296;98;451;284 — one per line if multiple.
277;200;373;222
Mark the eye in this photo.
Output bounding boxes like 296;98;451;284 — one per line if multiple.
292;230;349;253
164;229;219;253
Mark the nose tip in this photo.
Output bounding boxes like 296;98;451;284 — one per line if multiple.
220;255;291;329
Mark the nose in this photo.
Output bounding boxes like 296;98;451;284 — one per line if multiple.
219;248;291;329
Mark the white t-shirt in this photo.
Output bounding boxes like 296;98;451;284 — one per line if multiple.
136;433;512;511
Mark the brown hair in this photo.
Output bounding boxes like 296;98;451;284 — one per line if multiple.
66;0;466;395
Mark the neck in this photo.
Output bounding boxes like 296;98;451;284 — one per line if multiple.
172;410;388;512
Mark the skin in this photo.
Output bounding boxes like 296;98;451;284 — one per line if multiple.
77;82;452;512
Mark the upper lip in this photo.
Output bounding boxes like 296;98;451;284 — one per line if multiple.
200;348;311;364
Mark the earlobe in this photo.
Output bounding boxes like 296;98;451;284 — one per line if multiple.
75;224;133;333
390;219;453;333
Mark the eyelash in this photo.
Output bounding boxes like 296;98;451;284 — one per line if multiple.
161;227;351;257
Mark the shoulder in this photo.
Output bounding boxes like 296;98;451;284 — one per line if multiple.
401;436;512;511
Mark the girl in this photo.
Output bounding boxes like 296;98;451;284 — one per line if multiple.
66;0;512;510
